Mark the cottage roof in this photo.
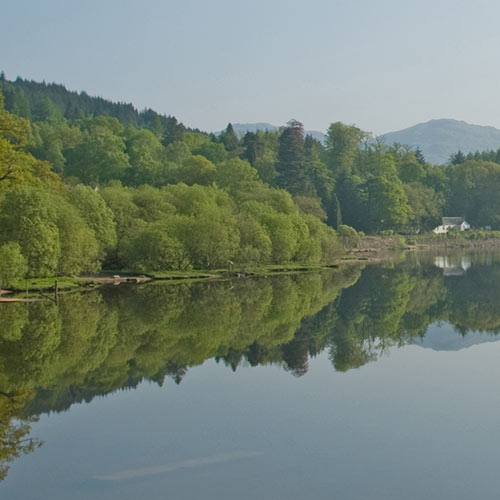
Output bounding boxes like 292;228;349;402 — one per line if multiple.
442;217;465;226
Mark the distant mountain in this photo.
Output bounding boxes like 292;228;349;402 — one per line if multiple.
226;123;326;143
414;323;500;351
380;119;500;165
231;122;279;135
230;119;500;165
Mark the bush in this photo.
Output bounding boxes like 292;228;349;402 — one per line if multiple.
338;225;360;250
0;242;27;288
122;227;186;271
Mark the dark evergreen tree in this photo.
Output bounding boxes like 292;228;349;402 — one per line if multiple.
449;150;466;165
326;192;342;229
2;86;31;119
32;97;62;122
161;116;185;146
142;109;164;139
242;132;264;165
220;123;239;152
415;146;426;165
275;119;306;195
64;100;83;120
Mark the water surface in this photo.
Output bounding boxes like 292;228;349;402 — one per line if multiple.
2;253;500;499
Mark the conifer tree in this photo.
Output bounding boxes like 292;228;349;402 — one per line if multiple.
276;119;306;195
220;123;239;152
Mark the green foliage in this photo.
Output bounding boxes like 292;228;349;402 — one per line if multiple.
449;150;466;165
219;123;239;152
124;128;164;186
0;243;27;288
68;185;117;260
65;119;130;185
253;149;277;184
99;183;143;241
364;175;411;232
0;77;187;138
182;131;210;151
214;158;259;189
293;196;327;220
235;215;272;264
0;96;61;191
259;211;299;263
0;187;61;276
175;155;216;185
337;225;360;250
55;200;100;275
446;161;500;229
0;389;41;482
325;122;367;176
275;119;307;195
11;75;500;278
0;186;101;277
122;226;185;271
1;85;31;119
32;97;63;123
404;182;444;231
193;141;227;164
164;140;191;164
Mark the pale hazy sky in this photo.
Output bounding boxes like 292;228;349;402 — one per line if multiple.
2;0;500;135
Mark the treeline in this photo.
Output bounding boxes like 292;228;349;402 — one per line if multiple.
450;148;500;165
3;74;500;281
0;90;349;280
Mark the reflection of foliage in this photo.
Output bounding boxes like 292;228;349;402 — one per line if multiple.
446;265;500;333
11;268;364;418
3;259;500;477
327;266;415;371
0;391;42;481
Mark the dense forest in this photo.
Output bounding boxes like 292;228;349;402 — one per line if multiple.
1;74;500;280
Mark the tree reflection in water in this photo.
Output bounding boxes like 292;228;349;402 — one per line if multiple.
2;255;500;479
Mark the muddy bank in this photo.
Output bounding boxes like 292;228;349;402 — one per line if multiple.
414;237;500;250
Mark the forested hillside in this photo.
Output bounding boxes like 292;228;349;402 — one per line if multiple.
0;73;187;144
1;75;500;282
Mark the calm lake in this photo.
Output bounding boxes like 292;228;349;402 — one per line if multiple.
2;252;500;499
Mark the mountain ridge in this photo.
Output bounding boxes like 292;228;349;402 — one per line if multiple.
380;118;500;164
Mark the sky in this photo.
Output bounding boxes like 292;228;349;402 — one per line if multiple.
2;0;500;135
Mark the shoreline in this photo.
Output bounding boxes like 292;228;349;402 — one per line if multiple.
3;235;500;300
0;264;342;299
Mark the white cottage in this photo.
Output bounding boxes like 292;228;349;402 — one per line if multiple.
433;217;470;234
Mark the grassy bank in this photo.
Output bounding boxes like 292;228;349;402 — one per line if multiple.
8;276;95;292
149;263;337;280
0;262;345;297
